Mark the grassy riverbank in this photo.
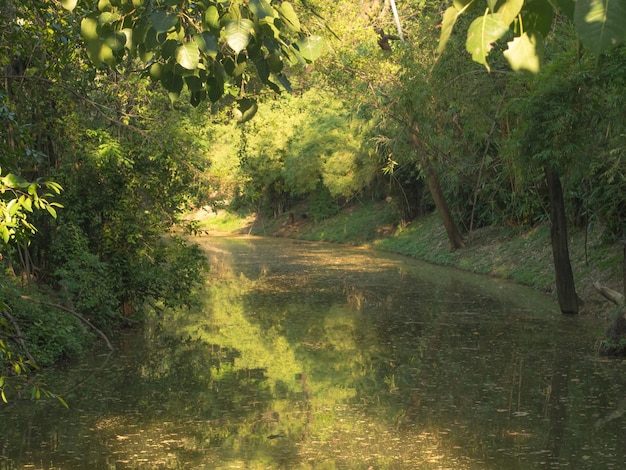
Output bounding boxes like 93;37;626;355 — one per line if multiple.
194;201;624;316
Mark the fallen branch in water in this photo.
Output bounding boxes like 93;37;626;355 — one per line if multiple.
594;282;625;306
19;296;114;352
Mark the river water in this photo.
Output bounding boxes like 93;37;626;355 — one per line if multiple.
2;236;625;469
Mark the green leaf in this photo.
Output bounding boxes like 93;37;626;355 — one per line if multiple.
99;11;120;24
81;17;99;41
185;75;204;92
503;32;542;73
161;70;184;93
225;18;254;54
193;32;218;57
204;6;220;31
176;42;200;69
438;7;460;54
0;226;9;244
46;205;58;218
497;0;524;25
235;98;258;123
60;0;78;11
98;0;112;11
150;10;179;33
249;0;276;19
523;0;555;35
23;197;33;213
104;31;126;52
2;173;27;189
1;389;7;403
295;36;324;62
268;52;283;73
278;2;300;32
466;11;509;71
574;0;626;56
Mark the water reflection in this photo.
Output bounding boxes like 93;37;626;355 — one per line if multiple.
2;235;626;469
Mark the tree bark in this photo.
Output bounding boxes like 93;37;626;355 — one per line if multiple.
545;167;579;314
410;131;465;251
424;159;465;251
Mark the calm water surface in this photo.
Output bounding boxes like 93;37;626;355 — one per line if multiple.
2;236;626;469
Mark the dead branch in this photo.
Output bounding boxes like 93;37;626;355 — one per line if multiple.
594;282;625;306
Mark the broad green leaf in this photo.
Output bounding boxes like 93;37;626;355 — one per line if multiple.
295;35;324;62
225;18;254;54
556;0;576;19
466;11;509;71
185;75;204;92
497;0;524;25
575;0;626;56
268;52;283;73
161;70;184;93
235;98;258;123
503;32;542;73
193;32;218;57
161;39;178;59
207;76;224;102
438;6;460;54
98;0;112;12
150;10;179;33
176;42;200;69
204;6;220;30
98;11;120;24
60;0;78;11
121;28;133;50
278;2;300;32
104;32;126;52
81;17;99;41
46;205;57;218
523;0;555;35
1;389;6;404
249;0;276;19
0;226;9;244
2;173;26;189
7;199;19;216
99;43;116;65
190;90;206;107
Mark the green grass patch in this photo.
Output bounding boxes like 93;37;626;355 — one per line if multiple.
196;210;255;233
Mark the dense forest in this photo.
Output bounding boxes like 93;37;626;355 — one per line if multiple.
1;0;625;401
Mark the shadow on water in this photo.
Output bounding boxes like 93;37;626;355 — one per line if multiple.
2;235;626;469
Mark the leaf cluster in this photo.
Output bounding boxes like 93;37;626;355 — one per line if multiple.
61;0;324;106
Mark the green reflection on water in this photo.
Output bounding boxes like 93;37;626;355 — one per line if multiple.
2;236;626;469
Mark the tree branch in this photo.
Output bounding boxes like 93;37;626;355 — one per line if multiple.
19;296;114;351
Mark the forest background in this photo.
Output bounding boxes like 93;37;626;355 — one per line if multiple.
1;0;625;402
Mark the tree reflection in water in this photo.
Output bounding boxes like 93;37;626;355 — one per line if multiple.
1;236;626;469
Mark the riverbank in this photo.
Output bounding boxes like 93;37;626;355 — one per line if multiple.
193;201;624;317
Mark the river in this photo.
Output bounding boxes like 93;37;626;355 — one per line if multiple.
1;235;625;469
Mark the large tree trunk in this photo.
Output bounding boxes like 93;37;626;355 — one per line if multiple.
545;167;579;314
424;159;465;251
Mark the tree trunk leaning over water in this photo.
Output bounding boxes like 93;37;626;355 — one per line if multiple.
410;131;465;251
545;167;579;314
424;160;465;251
